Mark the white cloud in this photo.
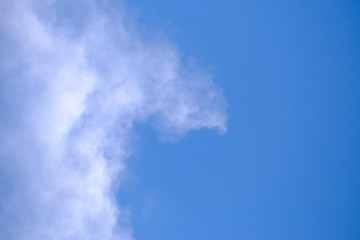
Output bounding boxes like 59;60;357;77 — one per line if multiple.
0;0;226;239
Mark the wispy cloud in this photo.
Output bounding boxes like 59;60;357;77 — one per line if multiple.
0;0;226;239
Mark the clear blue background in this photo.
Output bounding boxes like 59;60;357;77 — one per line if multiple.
117;1;360;239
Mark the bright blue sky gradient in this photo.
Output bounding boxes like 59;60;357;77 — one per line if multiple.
118;1;360;239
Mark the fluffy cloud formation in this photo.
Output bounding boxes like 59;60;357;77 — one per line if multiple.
0;0;226;239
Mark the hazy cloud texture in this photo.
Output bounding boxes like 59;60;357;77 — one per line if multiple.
0;0;226;239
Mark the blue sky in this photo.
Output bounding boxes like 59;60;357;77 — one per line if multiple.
0;0;359;240
120;1;360;239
